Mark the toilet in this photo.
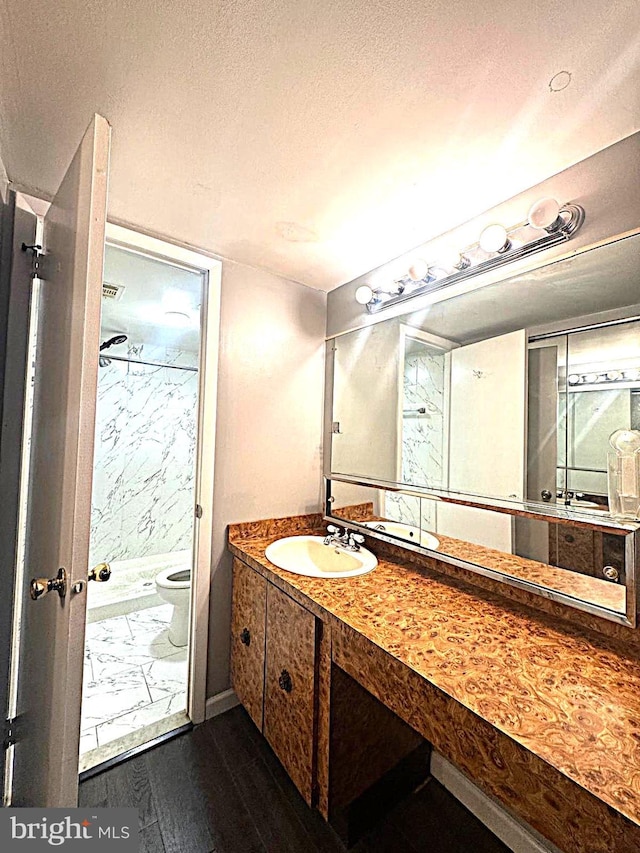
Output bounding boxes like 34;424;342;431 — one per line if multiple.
155;567;191;646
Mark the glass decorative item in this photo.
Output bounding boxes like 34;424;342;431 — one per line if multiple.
607;429;640;520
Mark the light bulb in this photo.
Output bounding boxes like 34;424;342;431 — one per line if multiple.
568;374;580;385
528;197;563;232
355;284;374;305
479;224;510;254
407;259;429;281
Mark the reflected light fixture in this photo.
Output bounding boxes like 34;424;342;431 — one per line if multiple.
355;197;585;313
567;367;640;388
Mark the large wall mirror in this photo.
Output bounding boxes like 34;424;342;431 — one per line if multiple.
326;233;640;624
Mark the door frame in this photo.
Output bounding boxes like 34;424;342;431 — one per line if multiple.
105;223;221;724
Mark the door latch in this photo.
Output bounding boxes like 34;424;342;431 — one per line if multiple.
21;243;45;279
30;567;67;600
88;562;112;583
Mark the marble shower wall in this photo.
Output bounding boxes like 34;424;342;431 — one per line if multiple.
401;346;447;488
384;345;447;532
383;492;438;533
89;347;199;567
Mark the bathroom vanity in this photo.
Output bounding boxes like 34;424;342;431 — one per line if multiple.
228;512;640;853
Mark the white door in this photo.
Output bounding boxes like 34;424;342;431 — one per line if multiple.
10;114;111;806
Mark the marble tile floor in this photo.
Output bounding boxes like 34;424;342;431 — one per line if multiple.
80;603;188;772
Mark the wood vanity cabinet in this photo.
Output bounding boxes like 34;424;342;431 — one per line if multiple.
231;557;318;805
230;558;267;728
264;582;317;804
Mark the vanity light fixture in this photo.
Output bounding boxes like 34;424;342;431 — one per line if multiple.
355;279;410;306
407;259;430;281
439;248;471;272
355;197;585;313
528;197;564;232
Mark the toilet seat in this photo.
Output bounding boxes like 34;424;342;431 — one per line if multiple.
155;566;191;590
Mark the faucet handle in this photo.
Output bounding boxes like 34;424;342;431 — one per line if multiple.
350;533;365;544
326;524;340;534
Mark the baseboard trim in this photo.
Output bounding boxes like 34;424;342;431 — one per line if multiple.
430;752;561;853
205;688;240;720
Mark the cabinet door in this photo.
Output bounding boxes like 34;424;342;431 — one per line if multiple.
231;558;267;729
555;525;596;576
264;583;317;805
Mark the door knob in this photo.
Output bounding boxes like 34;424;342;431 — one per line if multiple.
88;562;112;583
30;567;67;600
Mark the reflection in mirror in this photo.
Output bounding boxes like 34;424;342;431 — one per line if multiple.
329;234;640;518
528;318;640;511
328;481;630;617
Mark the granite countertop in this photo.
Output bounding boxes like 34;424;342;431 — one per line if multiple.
228;519;640;829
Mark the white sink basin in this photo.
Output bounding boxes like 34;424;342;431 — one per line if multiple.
363;520;439;550
265;535;378;578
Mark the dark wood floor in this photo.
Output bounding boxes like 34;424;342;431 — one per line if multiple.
79;705;511;853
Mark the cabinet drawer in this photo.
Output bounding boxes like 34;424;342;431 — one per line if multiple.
231;558;267;729
264;583;317;805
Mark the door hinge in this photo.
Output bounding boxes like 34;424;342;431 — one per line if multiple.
195;504;203;519
3;717;18;750
21;243;46;280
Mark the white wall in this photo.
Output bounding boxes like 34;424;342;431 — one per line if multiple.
207;260;326;695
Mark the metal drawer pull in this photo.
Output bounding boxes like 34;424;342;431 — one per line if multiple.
240;627;251;646
278;669;293;693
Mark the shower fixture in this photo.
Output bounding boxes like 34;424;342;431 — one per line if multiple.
98;334;128;367
355;197;585;313
100;334;128;351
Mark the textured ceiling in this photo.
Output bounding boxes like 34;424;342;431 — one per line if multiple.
0;0;638;291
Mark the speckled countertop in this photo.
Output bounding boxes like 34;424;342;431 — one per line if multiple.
422;529;626;612
229;520;640;829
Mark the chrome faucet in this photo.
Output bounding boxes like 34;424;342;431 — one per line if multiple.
323;525;366;551
323;524;348;546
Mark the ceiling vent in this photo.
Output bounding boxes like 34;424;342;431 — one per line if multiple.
102;281;125;301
